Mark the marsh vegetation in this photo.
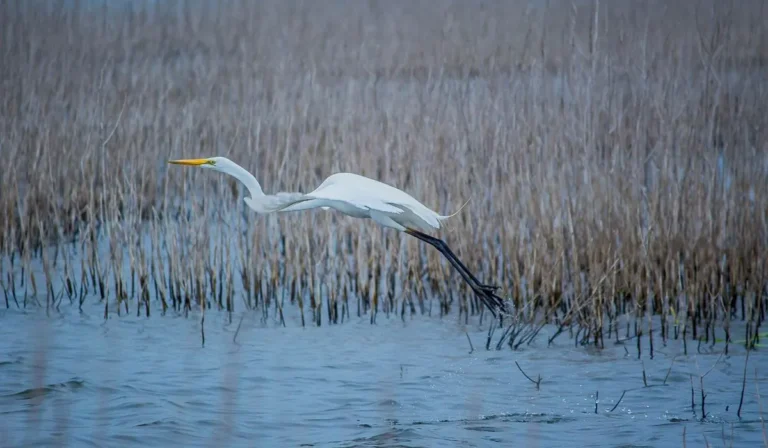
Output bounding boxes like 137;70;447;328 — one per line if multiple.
1;0;767;353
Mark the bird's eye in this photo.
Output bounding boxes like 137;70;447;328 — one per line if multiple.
207;160;216;166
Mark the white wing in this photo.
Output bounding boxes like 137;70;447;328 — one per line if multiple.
305;173;439;228
306;180;406;214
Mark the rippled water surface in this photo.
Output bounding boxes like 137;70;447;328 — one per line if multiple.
1;303;766;447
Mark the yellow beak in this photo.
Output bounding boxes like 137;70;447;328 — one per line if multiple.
168;158;210;166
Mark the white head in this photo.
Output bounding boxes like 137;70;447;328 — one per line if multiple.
168;156;265;198
168;156;235;172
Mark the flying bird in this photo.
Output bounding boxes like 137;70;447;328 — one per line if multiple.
168;156;507;317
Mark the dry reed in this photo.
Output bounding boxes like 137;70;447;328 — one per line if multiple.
1;0;767;349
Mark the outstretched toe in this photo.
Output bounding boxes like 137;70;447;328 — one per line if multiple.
479;284;501;293
470;286;507;317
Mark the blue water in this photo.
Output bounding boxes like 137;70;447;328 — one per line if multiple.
0;301;765;447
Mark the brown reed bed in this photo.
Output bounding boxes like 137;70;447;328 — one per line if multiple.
1;0;767;350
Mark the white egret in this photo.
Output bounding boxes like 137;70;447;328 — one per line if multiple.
168;156;507;317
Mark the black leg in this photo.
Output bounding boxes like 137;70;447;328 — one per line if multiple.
405;228;506;317
428;236;500;293
406;229;499;292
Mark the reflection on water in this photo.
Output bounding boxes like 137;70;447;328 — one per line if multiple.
0;303;764;447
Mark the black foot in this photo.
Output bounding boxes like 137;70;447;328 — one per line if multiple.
470;285;507;317
479;284;501;293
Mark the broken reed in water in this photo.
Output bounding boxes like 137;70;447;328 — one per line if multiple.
0;0;766;350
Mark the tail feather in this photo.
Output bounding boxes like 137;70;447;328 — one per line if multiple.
438;196;471;220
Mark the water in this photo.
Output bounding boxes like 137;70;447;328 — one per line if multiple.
0;302;765;447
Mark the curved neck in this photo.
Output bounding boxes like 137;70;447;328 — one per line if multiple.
224;163;264;199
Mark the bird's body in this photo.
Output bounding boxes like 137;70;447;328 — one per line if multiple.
278;172;455;232
169;156;506;317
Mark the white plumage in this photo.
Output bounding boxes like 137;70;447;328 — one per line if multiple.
168;156;506;317
293;172;457;231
